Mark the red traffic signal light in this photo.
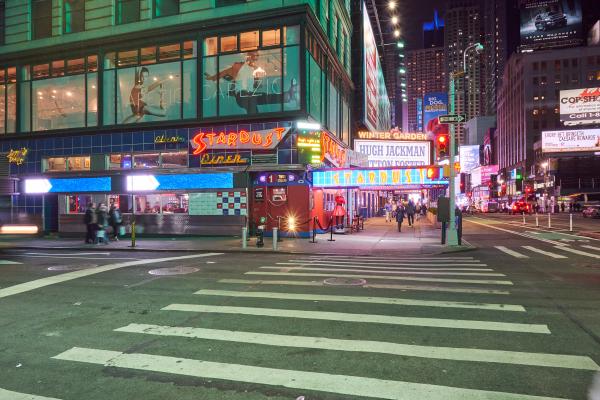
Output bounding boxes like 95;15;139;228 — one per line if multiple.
437;135;448;157
426;167;439;180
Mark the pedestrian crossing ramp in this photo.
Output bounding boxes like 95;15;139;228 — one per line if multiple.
50;254;598;400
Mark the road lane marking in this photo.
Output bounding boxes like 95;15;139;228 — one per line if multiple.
282;263;495;272
24;252;111;256
282;261;489;267
194;289;524;311
0;260;22;265
116;323;598;371
53;347;569;400
554;247;600;259
581;245;600;252
0;253;223;299
468;219;567;246
162;304;549;333
21;255;139;260
495;246;529;258
308;256;478;261
521;246;568;259
0;388;62;400
217;279;511;295
246;271;514;285
265;266;504;277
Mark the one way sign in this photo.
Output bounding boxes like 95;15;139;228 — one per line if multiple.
439;114;466;124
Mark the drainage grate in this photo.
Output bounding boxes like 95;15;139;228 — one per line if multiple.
48;264;98;271
323;277;366;286
148;266;199;276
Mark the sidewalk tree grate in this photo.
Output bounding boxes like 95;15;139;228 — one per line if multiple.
148;266;200;276
323;277;366;286
48;264;98;271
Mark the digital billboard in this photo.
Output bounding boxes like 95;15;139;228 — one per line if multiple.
423;93;449;139
519;0;582;48
560;88;600;126
542;129;600;153
354;140;432;167
459;145;481;173
363;4;391;132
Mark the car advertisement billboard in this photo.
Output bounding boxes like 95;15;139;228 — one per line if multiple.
354;140;432;167
559;88;600;126
423;93;449;139
459;145;481;173
519;0;582;48
542;129;600;153
363;5;391;132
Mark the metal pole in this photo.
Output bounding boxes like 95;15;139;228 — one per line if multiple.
447;77;459;246
548;213;551;229
535;213;539;227
522;212;526;225
277;216;283;242
272;227;278;251
242;226;247;249
569;213;573;232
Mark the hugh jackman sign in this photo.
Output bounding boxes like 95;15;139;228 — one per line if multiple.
354;140;432;167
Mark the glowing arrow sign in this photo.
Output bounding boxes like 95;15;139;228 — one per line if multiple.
127;175;160;191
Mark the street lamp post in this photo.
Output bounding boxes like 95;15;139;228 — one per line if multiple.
447;42;483;246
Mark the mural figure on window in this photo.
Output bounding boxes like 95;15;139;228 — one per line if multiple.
122;67;179;123
204;50;298;115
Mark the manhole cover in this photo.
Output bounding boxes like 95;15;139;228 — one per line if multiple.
148;266;199;276
48;264;98;271
323;277;366;286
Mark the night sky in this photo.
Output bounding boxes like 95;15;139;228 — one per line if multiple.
396;0;447;50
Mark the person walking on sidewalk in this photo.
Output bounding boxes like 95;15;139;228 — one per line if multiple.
84;203;97;244
406;200;416;226
384;202;392;222
109;203;123;241
396;203;406;232
96;203;109;245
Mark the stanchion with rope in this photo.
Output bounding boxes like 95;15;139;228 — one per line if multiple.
310;216;317;243
328;216;335;242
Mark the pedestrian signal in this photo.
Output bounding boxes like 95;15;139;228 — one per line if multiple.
426;167;439;180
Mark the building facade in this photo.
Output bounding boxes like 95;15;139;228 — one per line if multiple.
0;0;356;236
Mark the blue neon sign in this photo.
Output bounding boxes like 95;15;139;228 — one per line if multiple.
126;173;233;191
312;168;447;187
24;177;112;193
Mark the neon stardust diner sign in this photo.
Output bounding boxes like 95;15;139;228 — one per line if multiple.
320;132;347;167
313;167;446;187
191;127;289;155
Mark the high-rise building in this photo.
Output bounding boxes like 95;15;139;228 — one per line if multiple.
406;47;447;131
444;0;485;143
423;10;444;48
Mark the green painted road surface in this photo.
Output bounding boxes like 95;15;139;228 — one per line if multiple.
1;241;600;399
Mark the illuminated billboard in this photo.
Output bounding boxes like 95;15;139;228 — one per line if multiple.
560;88;600;126
423;93;449;138
459;145;481;173
542;129;600;153
519;0;582;49
363;4;391;132
354;140;432;167
313;167;447;188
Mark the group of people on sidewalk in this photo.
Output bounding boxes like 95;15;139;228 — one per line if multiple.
84;202;123;244
384;199;426;232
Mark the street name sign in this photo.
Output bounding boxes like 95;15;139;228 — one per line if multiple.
439;114;466;124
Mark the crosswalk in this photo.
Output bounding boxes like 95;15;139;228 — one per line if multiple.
494;243;600;259
49;253;598;399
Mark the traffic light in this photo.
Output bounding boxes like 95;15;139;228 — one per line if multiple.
515;177;523;192
459;173;466;194
437;135;448;157
426;167;439;180
489;174;498;198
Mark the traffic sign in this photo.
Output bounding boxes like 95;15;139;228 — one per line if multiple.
439;114;466;124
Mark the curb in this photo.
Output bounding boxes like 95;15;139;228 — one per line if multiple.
439;239;478;254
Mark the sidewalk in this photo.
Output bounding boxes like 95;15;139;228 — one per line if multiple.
0;217;466;256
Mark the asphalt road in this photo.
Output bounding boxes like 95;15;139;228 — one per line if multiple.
1;219;600;400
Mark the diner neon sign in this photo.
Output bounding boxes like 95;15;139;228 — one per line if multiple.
191;127;288;155
320;132;347;167
312;167;447;187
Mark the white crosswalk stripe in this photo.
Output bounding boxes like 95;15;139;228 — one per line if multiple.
263;266;506;277
281;261;489;267
521;246;568;259
281;262;495;271
0;260;22;265
557;246;600;259
495;246;529;258
581;245;600;252
0;388;62;400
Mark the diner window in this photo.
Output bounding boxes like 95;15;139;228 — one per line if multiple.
161;194;188;213
153;0;179;18
160;151;187;168
67;195;92;213
116;0;140;25
136;194;161;213
32;0;52;39
108;154;132;169
45;157;67;172
63;0;85;34
67;156;90;171
133;153;160;168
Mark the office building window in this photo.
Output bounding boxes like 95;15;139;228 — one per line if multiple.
63;0;85;33
216;0;246;6
0;1;5;45
32;0;52;39
153;0;179;17
116;0;140;24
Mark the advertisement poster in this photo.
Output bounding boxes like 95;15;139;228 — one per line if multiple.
363;5;391;132
203;48;300;117
519;0;582;48
542;129;600;153
471;165;499;187
559;88;600;125
354;140;432;167
416;98;423;132
423;93;449;139
459;145;481;173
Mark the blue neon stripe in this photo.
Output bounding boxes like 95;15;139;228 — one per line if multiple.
49;177;112;193
155;173;233;190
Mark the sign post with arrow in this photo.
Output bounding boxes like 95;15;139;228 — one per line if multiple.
439;114;466;124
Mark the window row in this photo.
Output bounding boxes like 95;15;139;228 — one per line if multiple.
64;193;189;215
43;150;188;172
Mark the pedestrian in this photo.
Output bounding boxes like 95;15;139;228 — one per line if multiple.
384;202;392;223
406;200;416;227
560;202;565;213
109;203;123;241
84;203;97;244
96;203;109;244
421;203;428;216
395;203;406;232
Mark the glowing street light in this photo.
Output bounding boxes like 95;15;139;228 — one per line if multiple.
399;68;406;74
397;41;405;49
388;0;396;9
391;16;398;24
393;29;400;38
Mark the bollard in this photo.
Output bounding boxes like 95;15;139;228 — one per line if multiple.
570;213;573;232
535;213;539;227
522;212;526;225
328;216;335;242
242;227;247;249
277;216;283;242
272;228;278;250
548;213;551;228
130;221;136;248
310;217;317;243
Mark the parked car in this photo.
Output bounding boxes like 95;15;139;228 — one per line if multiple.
583;204;600;219
481;201;499;213
535;11;567;31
